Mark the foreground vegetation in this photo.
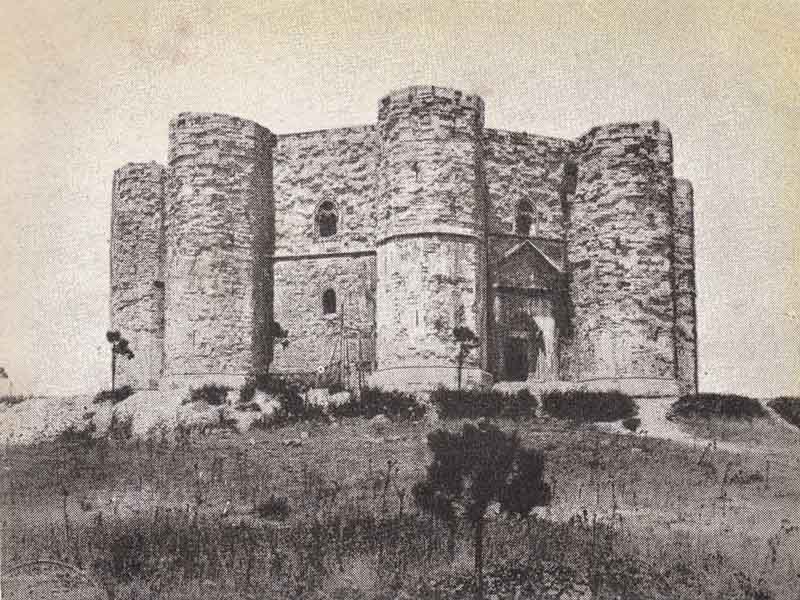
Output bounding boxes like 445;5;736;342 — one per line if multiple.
2;399;798;599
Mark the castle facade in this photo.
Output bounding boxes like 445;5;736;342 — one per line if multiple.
110;86;697;396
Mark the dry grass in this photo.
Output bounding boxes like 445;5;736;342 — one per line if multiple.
1;414;798;599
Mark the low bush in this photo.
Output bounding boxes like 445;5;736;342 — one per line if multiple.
431;387;539;420
254;494;291;520
0;394;32;406
56;421;97;446
541;390;637;423
668;393;767;420
330;386;426;421
622;416;641;432
767;396;800;428
188;384;230;406
108;410;134;440
93;385;133;405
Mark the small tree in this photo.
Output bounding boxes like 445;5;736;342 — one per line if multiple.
106;330;134;392
270;321;290;350
413;422;551;597
453;325;480;402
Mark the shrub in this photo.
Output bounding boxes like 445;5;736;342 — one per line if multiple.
93;385;133;405
668;393;767;420
330;386;426;421
432;387;538;420
0;394;31;406
56;421;97;446
767;396;800;428
541;389;637;423
108;410;134;440
622;416;641;432
188;384;230;406
254;494;291;520
414;422;550;595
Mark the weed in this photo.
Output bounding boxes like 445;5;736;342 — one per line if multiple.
254;494;291;520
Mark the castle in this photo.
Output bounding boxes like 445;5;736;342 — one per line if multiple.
110;86;697;397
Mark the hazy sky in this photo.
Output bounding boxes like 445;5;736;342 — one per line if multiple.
1;0;797;397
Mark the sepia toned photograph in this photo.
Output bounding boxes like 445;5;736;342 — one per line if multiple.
1;1;798;598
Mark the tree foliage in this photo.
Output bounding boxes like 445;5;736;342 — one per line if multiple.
413;422;550;595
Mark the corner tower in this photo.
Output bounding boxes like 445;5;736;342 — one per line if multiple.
163;113;276;388
110;162;167;389
371;86;491;390
567;122;679;396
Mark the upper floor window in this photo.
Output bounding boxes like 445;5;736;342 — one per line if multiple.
323;289;337;315
317;201;338;238
516;200;535;236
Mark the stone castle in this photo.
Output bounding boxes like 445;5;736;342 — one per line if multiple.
110;85;697;397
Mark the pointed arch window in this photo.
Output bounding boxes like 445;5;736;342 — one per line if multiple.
322;289;337;315
317;201;338;238
516;200;535;236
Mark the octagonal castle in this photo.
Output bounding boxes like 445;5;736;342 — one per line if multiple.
110;86;697;396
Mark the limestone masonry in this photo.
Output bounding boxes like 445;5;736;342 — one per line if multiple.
110;86;698;396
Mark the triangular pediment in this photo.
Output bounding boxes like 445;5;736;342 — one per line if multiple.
496;240;562;290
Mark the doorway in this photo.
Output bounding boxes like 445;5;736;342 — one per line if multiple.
504;336;529;381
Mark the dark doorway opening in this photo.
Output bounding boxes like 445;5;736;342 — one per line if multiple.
504;337;529;381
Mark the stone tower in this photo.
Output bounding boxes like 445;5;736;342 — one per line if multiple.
371;86;492;390
673;178;698;394
567;122;680;395
162;113;276;388
109;162;166;389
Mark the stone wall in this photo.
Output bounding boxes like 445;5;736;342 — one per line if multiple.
163;113;276;388
273;126;378;256
110;162;166;389
673;178;698;394
483;129;572;239
271;254;376;376
566;121;677;390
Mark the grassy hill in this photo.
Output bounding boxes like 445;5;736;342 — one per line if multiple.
2;407;798;599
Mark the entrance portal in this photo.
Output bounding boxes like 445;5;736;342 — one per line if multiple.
504;337;529;381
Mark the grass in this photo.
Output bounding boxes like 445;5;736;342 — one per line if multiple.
1;414;798;599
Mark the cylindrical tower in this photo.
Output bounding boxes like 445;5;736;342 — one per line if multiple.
371;86;491;390
163;113;276;389
110;162;167;389
566;121;679;396
673;178;698;394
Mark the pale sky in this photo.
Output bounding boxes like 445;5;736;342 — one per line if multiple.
1;0;798;397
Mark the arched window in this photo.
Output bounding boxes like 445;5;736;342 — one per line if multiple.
516;200;534;236
317;201;338;238
322;289;337;315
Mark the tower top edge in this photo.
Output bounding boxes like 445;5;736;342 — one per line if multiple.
169;112;273;133
578;120;671;142
378;85;484;111
114;161;167;177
